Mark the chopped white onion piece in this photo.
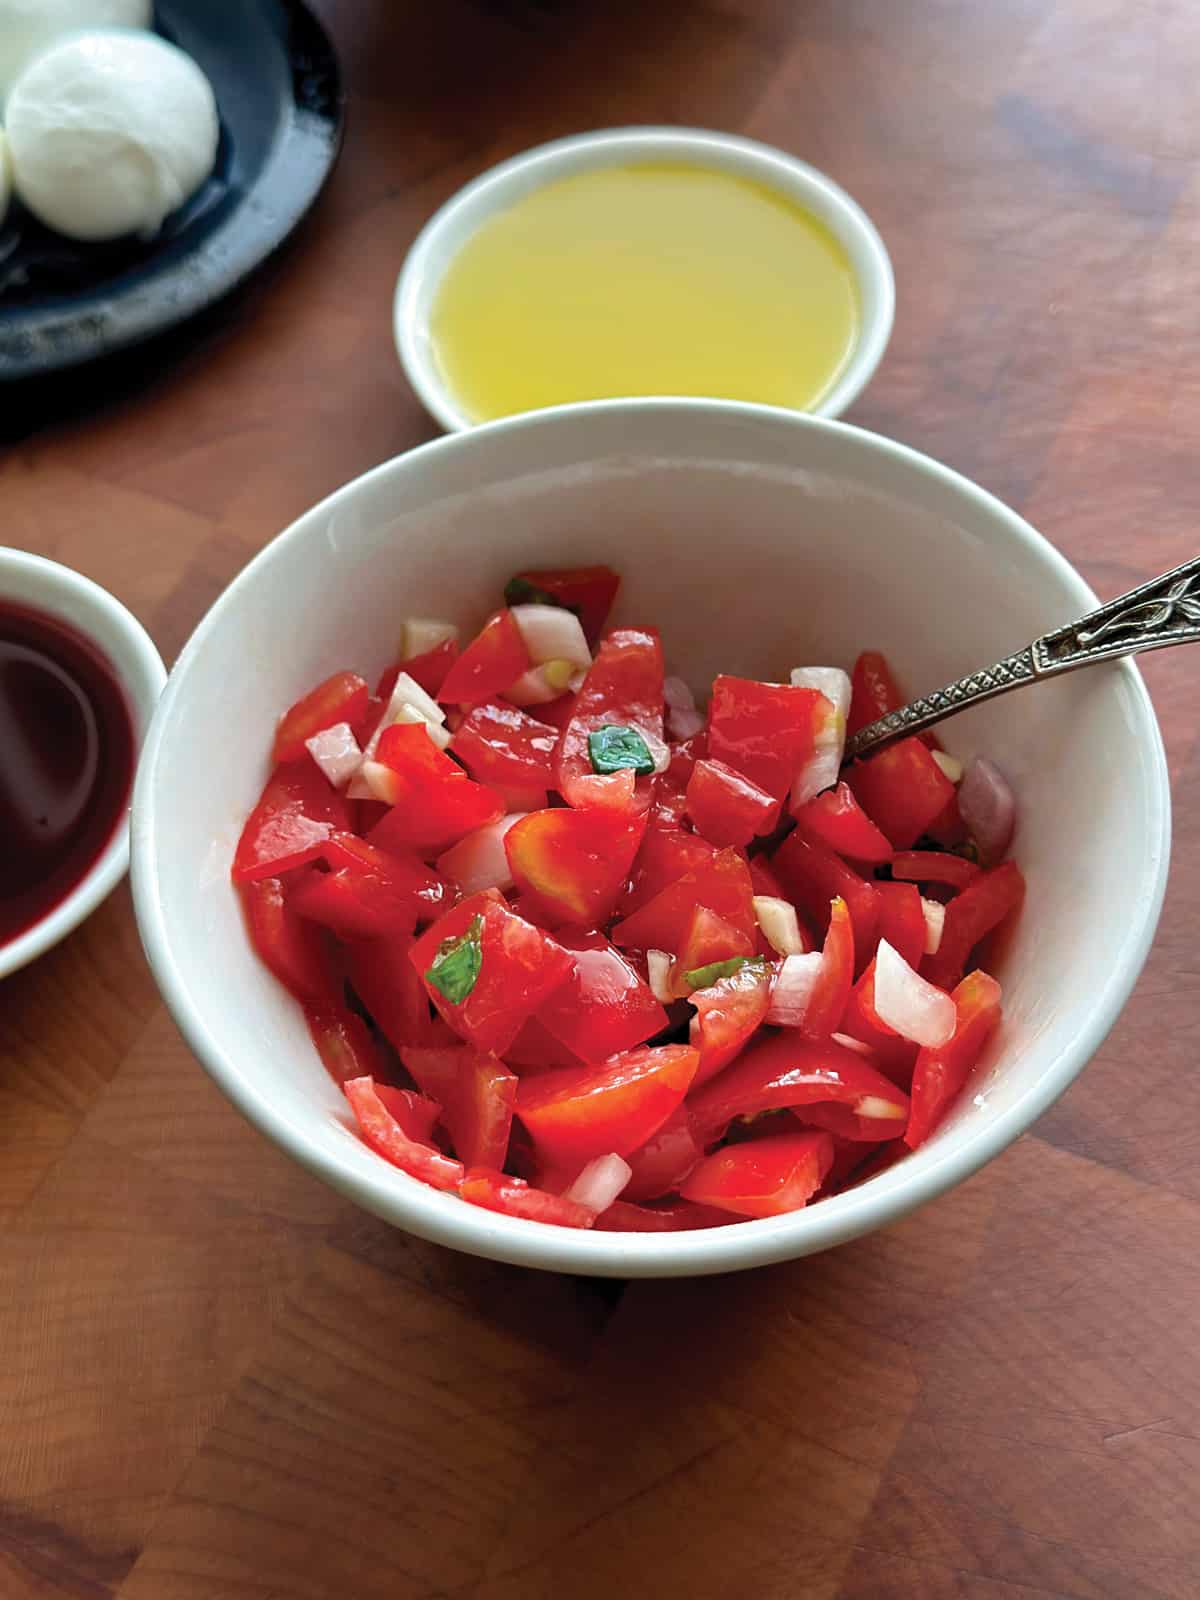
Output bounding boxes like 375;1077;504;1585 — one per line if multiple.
873;938;956;1048
436;813;527;895
647;950;676;1004
765;952;822;1026
401;618;458;659
788;669;851;809
353;759;404;805
856;1094;907;1121
921;896;946;956
664;675;696;712
393;701;452;748
564;1153;632;1213
667;704;706;741
305;721;362;789
958;755;1016;863
636;723;672;776
789;666;851;721
358;670;446;765
510;604;592;671
504;661;576;705
753;895;805;956
832;1031;876;1058
931;749;963;783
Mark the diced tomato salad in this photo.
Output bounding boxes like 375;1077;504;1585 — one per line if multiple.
233;565;1023;1232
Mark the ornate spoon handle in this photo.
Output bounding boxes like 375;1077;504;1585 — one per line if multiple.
843;554;1200;764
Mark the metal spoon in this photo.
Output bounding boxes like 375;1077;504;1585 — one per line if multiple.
843;554;1200;763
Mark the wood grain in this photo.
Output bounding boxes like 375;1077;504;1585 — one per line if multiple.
2;0;1198;1593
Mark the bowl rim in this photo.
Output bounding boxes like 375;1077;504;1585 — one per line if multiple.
131;399;1170;1276
393;124;896;433
0;548;166;981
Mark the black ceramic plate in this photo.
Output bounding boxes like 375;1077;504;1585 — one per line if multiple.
0;0;343;380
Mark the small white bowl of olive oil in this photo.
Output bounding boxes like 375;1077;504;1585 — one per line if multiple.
395;126;894;432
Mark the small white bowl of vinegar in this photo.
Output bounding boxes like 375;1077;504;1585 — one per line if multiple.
395;127;894;431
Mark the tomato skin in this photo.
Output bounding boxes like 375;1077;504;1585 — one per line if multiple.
554;628;664;813
366;724;503;855
536;932;668;1063
845;738;957;850
685;758;782;849
618;825;716;917
374;1085;442;1143
273;671;369;766
305;1005;387;1086
875;880;927;971
232;761;353;883
611;847;756;956
343;1076;464;1190
922;862;1025;991
792;782;894;865
516;1042;699;1167
504;807;647;927
680;1130;835;1218
688;1030;910;1145
771;829;880;977
905;970;1002;1149
408;890;576;1056
376;638;458;702
689;961;774;1086
452;701;557;791
346;935;435;1050
891;850;981;893
238;876;336;1006
401;1045;517;1168
621;1107;702;1201
706;676;823;802
593;1198;735;1231
436;609;531;706
507;565;620;645
458;1167;596;1228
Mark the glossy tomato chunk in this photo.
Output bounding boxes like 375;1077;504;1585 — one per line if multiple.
771;829;879;976
365;723;503;855
792;781;893;864
273;671;369;766
685;757;781;848
437;609;531;707
232;761;352;883
706;676;823;802
680;1130;835;1218
458;1167;596;1227
346;934;435;1050
344;1076;464;1190
504;565;620;645
689;959;774;1086
905;970;1001;1148
922;862;1024;991
504;806;647;927
845;738;956;850
238;876;336;1007
516;1042;699;1167
536;932;668;1062
555;627;664;812
611;847;755;955
401;1044;518;1168
452;701;557;792
618;824;716;917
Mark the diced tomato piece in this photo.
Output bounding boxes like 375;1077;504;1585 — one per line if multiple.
238;876;336;1007
847;650;903;737
401;1045;517;1168
452;701;557;792
748;857;786;901
875;880;927;970
554;627;664;813
800;896;855;1040
529;692;576;732
922;861;1025;991
365;724;503;855
458;1167;595;1228
232;761;352;883
676;904;756;981
839;959;919;1087
343;1076;464;1190
437;609;531;707
845;739;957;850
891;850;981;892
504;807;647;927
816;1134;880;1198
272;671;369;766
537;932;668;1062
680;1130;835;1218
593;1198;735;1231
792;781;894;864
291;835;449;940
706;676;823;802
905;970;1002;1149
771;829;880;976
685;757;782;849
619;824;717;916
611;847;755;955
689;959;774;1086
394;638;459;698
305;1005;387;1086
373;1085;442;1143
505;1015;588;1074
791;1096;911;1144
621;1107;702;1201
648;776;689;829
409;890;575;1056
346;935;434;1050
666;731;708;785
688;1030;910;1145
516;1042;699;1167
504;565;621;646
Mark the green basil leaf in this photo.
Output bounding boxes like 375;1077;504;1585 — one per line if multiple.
683;956;753;991
425;914;483;1005
588;723;655;777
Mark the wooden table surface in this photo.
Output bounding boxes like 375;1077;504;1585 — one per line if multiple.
4;1;1198;1595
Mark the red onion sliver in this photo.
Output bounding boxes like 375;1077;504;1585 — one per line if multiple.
565;1154;632;1213
873;938;956;1048
958;755;1016;863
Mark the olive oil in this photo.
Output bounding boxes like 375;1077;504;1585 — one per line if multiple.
429;162;861;423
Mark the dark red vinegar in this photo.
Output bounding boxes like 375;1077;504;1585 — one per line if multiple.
0;600;135;948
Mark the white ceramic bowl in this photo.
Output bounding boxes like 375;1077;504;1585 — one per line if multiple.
0;548;165;981
130;400;1169;1277
395;127;894;432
